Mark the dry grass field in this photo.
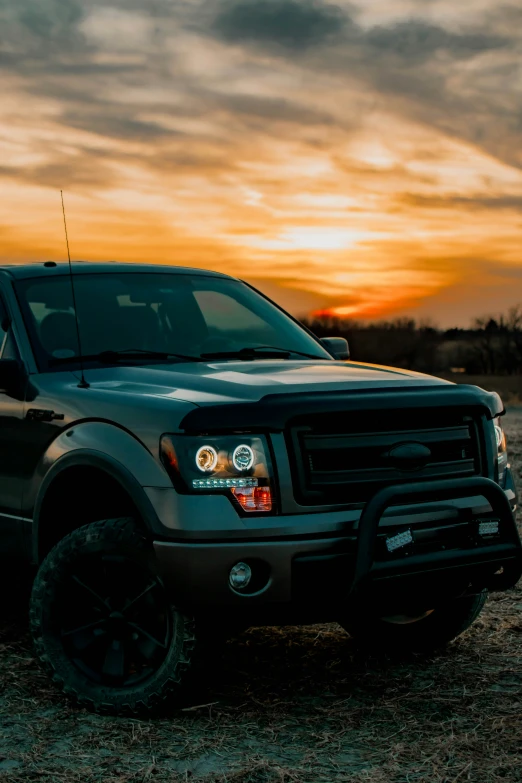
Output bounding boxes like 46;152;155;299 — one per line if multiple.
1;409;521;783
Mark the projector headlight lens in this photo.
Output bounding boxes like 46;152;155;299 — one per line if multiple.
232;444;254;472
494;417;508;487
495;423;506;452
195;445;218;473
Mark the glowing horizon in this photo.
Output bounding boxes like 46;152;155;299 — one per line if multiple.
2;0;522;328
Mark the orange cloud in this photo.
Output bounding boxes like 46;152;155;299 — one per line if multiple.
1;0;522;327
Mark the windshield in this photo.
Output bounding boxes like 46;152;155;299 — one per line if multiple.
15;271;331;370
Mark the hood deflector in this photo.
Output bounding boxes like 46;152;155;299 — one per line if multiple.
179;384;503;433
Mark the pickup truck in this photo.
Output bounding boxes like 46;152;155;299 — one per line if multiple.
0;261;520;715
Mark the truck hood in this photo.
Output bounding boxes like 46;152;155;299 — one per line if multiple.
85;359;451;406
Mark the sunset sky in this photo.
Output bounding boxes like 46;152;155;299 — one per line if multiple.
2;0;522;326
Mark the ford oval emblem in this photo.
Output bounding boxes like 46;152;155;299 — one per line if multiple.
386;442;432;471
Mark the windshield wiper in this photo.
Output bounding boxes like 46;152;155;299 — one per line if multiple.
254;345;331;360
49;349;202;366
200;346;330;361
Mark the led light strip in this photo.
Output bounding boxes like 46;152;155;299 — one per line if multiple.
192;477;259;489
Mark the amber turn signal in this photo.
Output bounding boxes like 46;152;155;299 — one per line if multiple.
231;485;273;512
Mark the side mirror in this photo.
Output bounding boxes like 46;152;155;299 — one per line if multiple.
0;359;24;394
320;336;350;360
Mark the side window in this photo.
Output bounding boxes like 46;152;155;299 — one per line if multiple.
0;297;9;359
19;280;78;360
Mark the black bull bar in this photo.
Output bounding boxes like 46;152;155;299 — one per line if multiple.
349;476;522;598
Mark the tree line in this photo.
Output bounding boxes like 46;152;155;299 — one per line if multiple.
301;305;522;375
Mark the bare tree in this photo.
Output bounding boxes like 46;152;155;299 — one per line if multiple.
302;305;522;376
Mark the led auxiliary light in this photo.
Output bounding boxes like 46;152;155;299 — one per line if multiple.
195;445;218;473
478;519;500;536
386;529;413;553
232;444;254;472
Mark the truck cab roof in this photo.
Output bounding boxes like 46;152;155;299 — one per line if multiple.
0;261;236;281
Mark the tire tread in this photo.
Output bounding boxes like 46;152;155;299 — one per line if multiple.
30;518;197;716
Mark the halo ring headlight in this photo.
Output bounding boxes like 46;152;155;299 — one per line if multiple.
195;445;218;473
232;444;254;472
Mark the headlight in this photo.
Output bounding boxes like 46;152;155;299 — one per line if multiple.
160;433;275;514
232;444;254;472
494;417;508;487
195;445;218;473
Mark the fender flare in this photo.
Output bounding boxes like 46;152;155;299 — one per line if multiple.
32;449;165;563
30;421;173;562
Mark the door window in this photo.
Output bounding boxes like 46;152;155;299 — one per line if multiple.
0;296;17;360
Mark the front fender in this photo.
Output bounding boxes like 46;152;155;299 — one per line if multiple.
28;422;173;557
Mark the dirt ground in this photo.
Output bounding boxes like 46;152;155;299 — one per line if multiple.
1;412;522;783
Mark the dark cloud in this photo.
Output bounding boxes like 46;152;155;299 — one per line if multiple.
398;194;522;211
216;93;335;126
0;148;118;190
205;1;519;169
0;0;83;39
212;0;348;49
0;0;87;62
18;0;81;38
61;109;181;142
365;21;507;64
146;148;241;175
1;0;522;194
210;1;510;62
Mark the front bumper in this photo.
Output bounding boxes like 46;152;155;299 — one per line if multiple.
154;477;522;620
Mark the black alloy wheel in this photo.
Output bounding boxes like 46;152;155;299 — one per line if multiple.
30;518;198;715
59;553;172;687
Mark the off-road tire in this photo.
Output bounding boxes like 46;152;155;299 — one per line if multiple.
30;517;198;716
339;591;487;654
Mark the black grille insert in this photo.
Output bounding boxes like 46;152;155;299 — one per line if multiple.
288;408;481;505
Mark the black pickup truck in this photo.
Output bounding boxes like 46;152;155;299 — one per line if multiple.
0;261;519;715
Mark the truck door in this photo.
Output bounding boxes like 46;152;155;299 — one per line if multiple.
0;293;27;556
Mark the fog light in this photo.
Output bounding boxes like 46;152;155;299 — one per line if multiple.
229;562;252;590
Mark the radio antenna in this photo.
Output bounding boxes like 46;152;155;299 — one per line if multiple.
60;190;89;389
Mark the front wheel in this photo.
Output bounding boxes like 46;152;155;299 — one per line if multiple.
30;518;198;715
339;591;487;654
